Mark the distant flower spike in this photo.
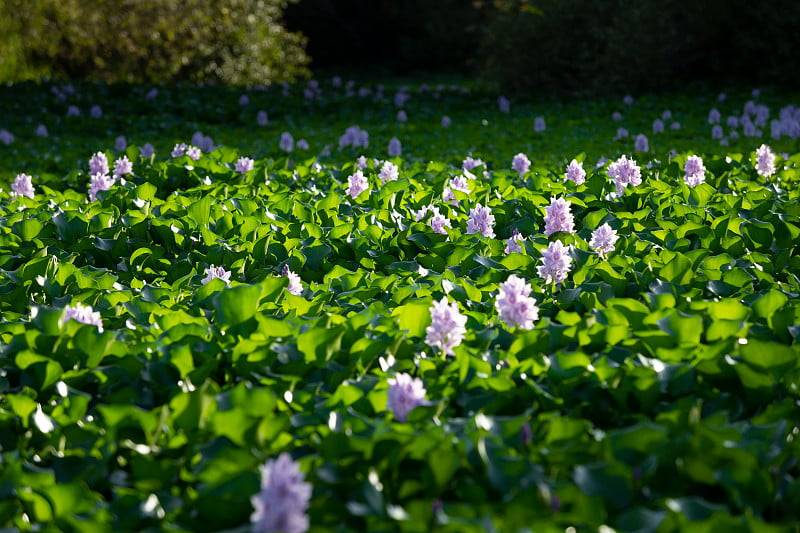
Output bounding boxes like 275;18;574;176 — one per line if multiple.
201;265;231;285
589;223;619;258
11;173;35;198
755;144;776;177
537;240;572;285
495;275;539;330
250;453;311;533
425;297;467;356
683;155;706;186
387;373;427;422
466;203;495;238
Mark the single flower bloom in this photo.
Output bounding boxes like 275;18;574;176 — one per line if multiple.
683;155;706;186
607;154;642;195
755;144;776;177
425;296;467;356
186;146;202;160
145;88;159;100
413;204;437;222
89;151;109;175
239;94;250;106
662;110;672;120
543;196;575;237
35;124;48;138
339;125;369;149
634;134;649;152
67;105;80;117
623;94;634;105
495;274;539;330
589;223;619;258
387;137;402;157
236;156;255;174
708;108;721;124
379;161;399;183
498;95;510;113
113;156;133;179
0;129;14;145
441;115;451;128
88;173;114;202
443;175;470;205
387;373;427;422
201;265;231;285
615;127;629;139
296;139;310;150
537;240;572;284
140;143;155;158
355;155;368;169
449;175;471;193
346;169;369;199
534;116;546;132
250;453;312;533
115;136;127;151
743;120;758;138
462;156;484;171
171;143;187;158
612;111;623;122
280;132;294;153
63;302;103;332
397;110;407;122
11;173;35;198
652;119;664;134
466;203;496;238
257;110;269;126
429;213;452;235
670;121;681;131
505;228;525;254
395;91;410;108
565;159;586;184
90;105;102;118
711;125;724;140
512;153;531;176
282;265;303;296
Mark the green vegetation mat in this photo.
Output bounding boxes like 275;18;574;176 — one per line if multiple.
1;80;800;532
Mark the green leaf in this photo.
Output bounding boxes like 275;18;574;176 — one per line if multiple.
573;462;632;509
751;289;788;320
738;339;796;372
188;195;213;226
213;284;262;326
392;298;433;338
660;253;692;285
657;313;703;347
297;325;344;363
13;217;43;240
135;181;157;200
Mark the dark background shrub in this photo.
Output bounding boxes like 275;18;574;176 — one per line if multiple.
475;0;800;95
0;0;310;84
284;0;484;74
286;0;800;94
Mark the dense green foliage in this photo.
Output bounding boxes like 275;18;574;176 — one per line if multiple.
0;0;309;84
1;81;800;531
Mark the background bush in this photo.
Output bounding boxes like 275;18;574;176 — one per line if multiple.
285;0;800;95
478;0;800;94
284;0;483;74
0;0;310;84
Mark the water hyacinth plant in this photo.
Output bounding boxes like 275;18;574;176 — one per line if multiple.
0;79;799;533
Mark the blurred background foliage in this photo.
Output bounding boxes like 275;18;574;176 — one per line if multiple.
285;0;800;94
1;0;798;94
0;0;310;85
